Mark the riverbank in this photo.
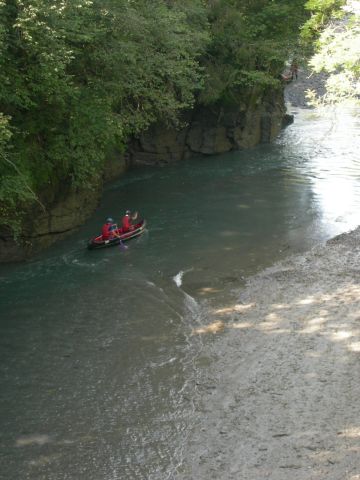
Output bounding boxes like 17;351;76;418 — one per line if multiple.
177;68;360;479
179;226;360;479
284;64;327;108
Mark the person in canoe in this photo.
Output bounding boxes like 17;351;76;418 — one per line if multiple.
121;210;138;233
88;216;146;250
101;217;119;240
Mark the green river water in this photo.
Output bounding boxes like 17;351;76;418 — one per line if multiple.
1;107;360;479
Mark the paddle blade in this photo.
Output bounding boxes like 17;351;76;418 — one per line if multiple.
119;241;128;251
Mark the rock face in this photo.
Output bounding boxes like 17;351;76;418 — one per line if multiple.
0;87;290;262
130;87;289;165
102;151;128;183
0;186;101;262
0;153;128;263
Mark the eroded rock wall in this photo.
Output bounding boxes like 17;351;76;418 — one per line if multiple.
0;186;101;262
130;87;289;165
0;154;128;262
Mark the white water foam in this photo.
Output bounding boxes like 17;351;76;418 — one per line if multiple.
173;269;200;315
173;268;194;288
149;357;177;368
173;270;184;287
183;291;199;317
172;269;200;317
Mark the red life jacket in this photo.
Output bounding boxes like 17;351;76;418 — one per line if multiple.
101;223;112;240
122;214;131;232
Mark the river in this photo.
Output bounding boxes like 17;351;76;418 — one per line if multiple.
1;106;360;479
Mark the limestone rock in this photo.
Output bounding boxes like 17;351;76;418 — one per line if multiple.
130;87;287;164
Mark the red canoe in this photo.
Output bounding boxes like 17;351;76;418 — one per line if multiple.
87;219;146;250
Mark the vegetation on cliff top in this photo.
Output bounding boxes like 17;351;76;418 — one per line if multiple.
0;0;311;235
199;0;308;105
301;0;360;106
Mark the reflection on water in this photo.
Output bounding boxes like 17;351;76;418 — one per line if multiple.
290;107;360;236
1;107;360;479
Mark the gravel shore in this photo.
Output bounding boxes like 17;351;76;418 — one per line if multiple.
180;227;360;479
284;65;328;108
177;74;360;479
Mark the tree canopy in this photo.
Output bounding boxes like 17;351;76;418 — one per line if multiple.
0;0;310;234
301;0;360;106
200;0;309;104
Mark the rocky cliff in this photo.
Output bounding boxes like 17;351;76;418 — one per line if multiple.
0;87;291;262
130;87;290;165
0;155;128;262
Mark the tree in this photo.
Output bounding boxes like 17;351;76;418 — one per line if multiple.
199;0;309;105
300;0;360;106
0;0;209;232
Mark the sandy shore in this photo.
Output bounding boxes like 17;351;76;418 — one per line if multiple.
178;227;360;479
174;68;360;480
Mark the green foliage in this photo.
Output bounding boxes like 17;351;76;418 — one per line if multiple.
301;0;346;43
0;113;11;147
1;0;321;238
199;0;309;105
0;0;209;233
301;0;360;106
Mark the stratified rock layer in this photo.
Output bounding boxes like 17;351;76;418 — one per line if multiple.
130;88;287;165
0;153;129;262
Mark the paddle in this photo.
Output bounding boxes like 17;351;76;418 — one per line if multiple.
119;238;128;251
113;228;128;251
131;211;138;221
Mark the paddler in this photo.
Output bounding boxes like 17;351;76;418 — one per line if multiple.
121;210;138;233
101;217;119;240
